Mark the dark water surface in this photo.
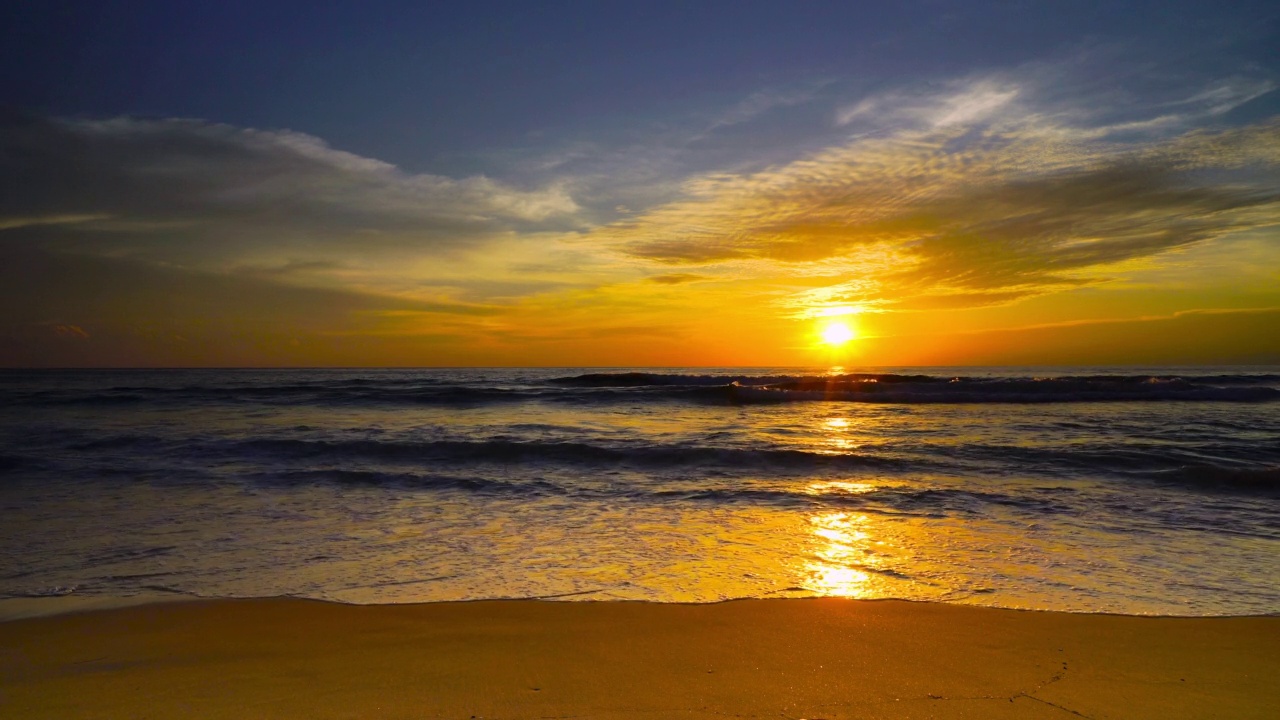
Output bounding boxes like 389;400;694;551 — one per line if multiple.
2;367;1278;615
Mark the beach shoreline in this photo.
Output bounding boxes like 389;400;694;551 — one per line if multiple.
3;596;1277;719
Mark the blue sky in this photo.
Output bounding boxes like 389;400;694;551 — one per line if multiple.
9;1;1276;172
2;1;1278;365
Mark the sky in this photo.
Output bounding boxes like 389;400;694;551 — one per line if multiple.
2;0;1278;367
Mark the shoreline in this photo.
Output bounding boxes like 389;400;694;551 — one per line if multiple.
5;591;1280;622
0;593;205;622
3;596;1278;718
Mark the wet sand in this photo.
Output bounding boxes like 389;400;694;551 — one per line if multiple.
2;597;1277;719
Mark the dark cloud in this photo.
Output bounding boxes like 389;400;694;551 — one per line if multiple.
888;308;1280;365
232;260;347;278
647;273;711;285
883;161;1279;293
0;248;497;366
0;111;580;264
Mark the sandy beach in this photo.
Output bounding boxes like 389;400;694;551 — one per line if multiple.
2;597;1277;719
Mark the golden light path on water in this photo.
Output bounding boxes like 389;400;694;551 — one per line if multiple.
805;511;875;596
790;411;1022;604
799;415;881;598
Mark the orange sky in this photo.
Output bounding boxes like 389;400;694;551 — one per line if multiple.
3;81;1279;367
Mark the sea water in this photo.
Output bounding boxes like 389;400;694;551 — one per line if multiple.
1;367;1277;615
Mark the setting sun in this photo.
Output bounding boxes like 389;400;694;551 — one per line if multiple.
820;321;856;346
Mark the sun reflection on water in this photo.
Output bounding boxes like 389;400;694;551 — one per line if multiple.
814;415;865;454
805;479;877;496
804;511;883;597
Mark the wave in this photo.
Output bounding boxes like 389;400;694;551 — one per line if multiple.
246;467;1279;515
554;372;1280;403
642;485;1051;514
257;468;568;496
7;370;1277;408
1143;465;1280;493
237;437;914;472
10;383;728;408
35;425;1280;496
228;438;1279;493
243;466;1046;513
550;372;805;387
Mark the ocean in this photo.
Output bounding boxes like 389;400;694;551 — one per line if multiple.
2;367;1278;616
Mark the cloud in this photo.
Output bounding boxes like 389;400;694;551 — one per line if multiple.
832;55;1277;141
232;259;347;278
883;307;1280;365
593;95;1280;313
1163;77;1276;117
646;273;709;285
703;84;830;134
836;79;1020;129
0;214;112;231
0;111;581;267
0;247;500;366
56;324;89;338
930;82;1020;127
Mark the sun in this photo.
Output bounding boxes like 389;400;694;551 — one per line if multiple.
820;321;856;346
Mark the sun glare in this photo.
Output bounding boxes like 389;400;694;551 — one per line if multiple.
820;321;856;346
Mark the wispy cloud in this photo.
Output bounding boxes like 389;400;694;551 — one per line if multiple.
1163;77;1276;116
836;79;1020;129
0;214;113;231
834;57;1276;139
703;83;831;134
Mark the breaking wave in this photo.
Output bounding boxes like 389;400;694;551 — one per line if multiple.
8;370;1277;408
235;437;915;472
552;372;1280;403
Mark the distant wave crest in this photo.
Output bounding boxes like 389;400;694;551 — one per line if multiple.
9;371;1276;408
551;372;1280;403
